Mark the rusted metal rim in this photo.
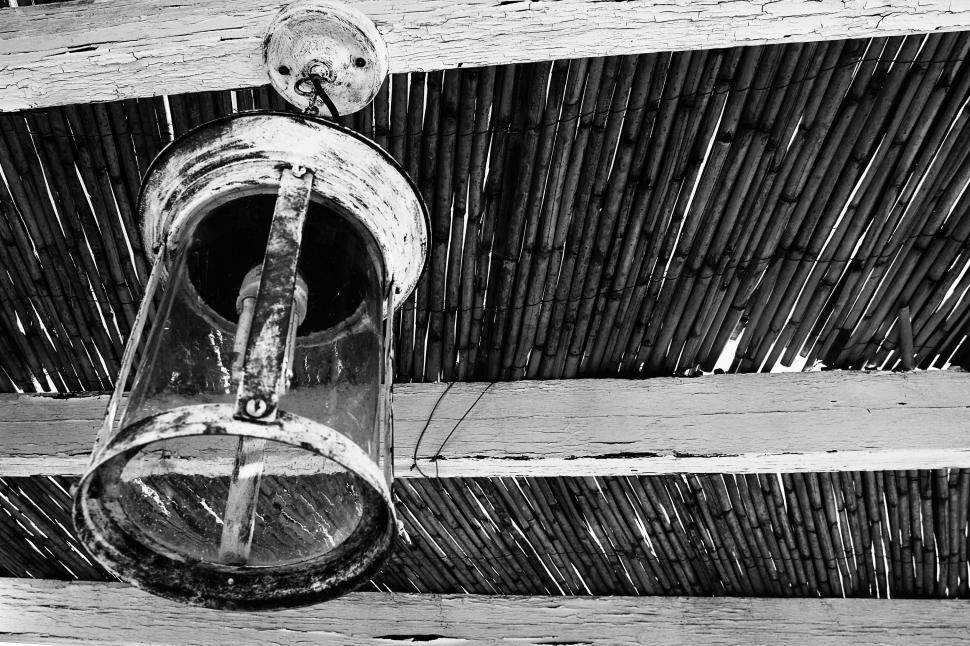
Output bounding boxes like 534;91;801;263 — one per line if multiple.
73;404;396;610
138;111;429;309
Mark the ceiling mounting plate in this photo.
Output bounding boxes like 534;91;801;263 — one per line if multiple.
263;0;389;116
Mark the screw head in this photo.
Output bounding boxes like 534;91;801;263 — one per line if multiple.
245;398;269;418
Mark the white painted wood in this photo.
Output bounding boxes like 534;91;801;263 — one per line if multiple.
0;579;968;645
2;371;968;478
2;0;969;111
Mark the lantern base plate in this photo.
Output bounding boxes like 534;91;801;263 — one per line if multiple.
263;0;389;116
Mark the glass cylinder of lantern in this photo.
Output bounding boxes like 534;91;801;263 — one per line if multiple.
72;113;427;609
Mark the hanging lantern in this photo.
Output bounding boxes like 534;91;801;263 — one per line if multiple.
72;1;427;609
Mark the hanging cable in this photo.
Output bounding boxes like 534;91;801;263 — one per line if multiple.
301;74;342;121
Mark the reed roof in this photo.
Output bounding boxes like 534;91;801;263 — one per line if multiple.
3;471;969;598
1;30;970;598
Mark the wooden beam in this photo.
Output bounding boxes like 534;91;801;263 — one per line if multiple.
2;371;969;478
3;1;969;111
1;579;968;645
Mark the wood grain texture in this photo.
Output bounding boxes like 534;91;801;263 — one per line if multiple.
1;579;969;645
3;0;970;110
2;371;969;477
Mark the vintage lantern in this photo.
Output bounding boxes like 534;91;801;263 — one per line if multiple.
72;1;427;609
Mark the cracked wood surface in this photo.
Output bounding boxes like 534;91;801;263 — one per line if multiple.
1;371;968;478
1;578;969;645
2;0;970;110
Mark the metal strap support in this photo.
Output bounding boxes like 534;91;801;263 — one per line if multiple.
234;166;314;423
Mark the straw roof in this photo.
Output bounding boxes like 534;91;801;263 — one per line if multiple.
3;471;969;597
2;27;970;602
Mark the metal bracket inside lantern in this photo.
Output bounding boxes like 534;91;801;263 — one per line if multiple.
220;165;313;565
234;166;313;424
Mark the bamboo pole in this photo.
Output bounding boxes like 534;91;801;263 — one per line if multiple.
455;66;497;381
740;37;903;371
439;69;479;382
722;474;783;595
745;473;804;594
0;201;79;391
691;41;826;370
499;59;571;379
527;56;612;378
477;61;569;380
411;71;443;380
439;478;535;594
778;35;925;366
632;476;717;593
728;39;870;371
474;478;581;594
668;42;806;372
395;73;424;381
778;473;825;595
28;111;132;335
560;55;657;378
657;44;798;374
580;52;670;375
581;477;668;594
609;49;718;374
698;40;848;371
688;474;753;595
525;56;608;378
813;32;969;366
65;104;144;307
525;477;615;594
663;475;733;594
610;48;746;373
839;472;872;596
424;69;461;381
493;478;575;594
549;54;642;378
466;66;517;376
0;116;105;388
639;46;781;374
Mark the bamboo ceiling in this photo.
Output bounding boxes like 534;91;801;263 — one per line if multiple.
4;471;970;599
3;21;970;601
0;33;969;392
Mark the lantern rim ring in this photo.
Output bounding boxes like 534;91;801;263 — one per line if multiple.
137;111;429;309
73;403;396;610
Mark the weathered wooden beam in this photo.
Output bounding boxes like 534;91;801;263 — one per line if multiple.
1;579;968;645
2;371;968;478
3;1;969;111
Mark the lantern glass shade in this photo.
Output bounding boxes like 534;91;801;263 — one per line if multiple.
111;193;385;568
122;193;385;457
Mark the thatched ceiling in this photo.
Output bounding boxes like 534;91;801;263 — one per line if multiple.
0;33;969;392
4;471;969;598
2;23;970;602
